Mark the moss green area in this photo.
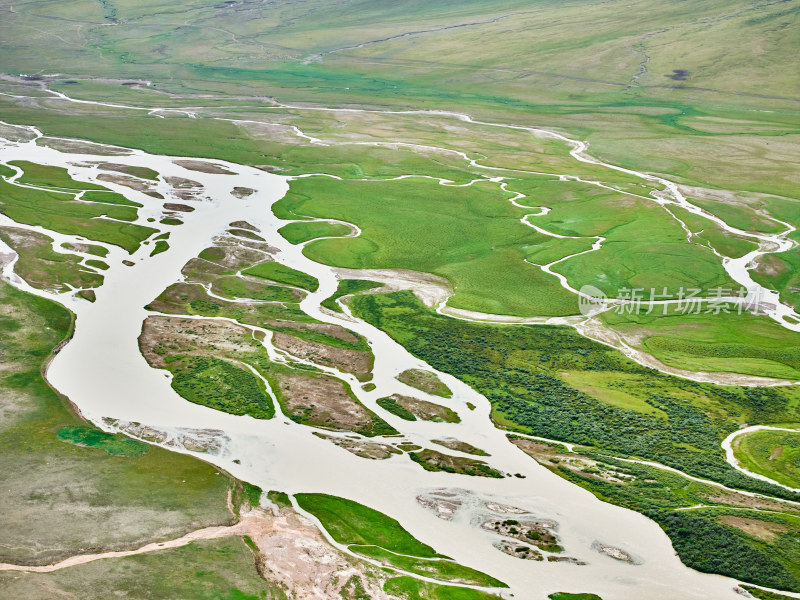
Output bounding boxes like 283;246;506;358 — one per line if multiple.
377;397;416;421
279;220;353;244
549;594;603;600
295;493;440;558
734;429;800;489
151;282;313;324
351;291;800;501
397;369;452;398
0;178;156;253
150;239;169;256
0;280;235;566
275;176;577;317
295;494;506;588
356;546;506;588
752;230;800;312
600;304;800;380
57;426;149;457
84;259;109;271
0;227;104;292
9;160;107;190
240;482;263;508
213;277;299;303
266;490;291;508
321;279;382;313
0;163;16;177
0;538;288;599
242;261;320;292
669;205;759;259
81;190;143;207
170;355;275;419
107;164;159;180
409;449;504;478
384;576;504;600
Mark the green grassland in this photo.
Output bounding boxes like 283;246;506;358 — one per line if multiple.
734;430;800;489
170;355;275;420
151;282;313;324
295;493;441;558
0;178;156;253
384;577;504;600
408;449;504;479
57;425;150;457
242;261;320;292
295;493;506;588
752;230;800;312
274;175;740;316
0;227;104;292
0;0;797;214
9;160;107;191
275;176;580;316
0;280;235;566
377;397;417;421
0;538;288;600
279;220;353;244
396;369;452;398
600;304;800;380
668;205;760;259
351;291;800;501
321;279;383;313
743;586;800;600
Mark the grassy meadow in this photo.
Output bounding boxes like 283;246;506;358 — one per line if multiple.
0;281;236;566
734;430;800;489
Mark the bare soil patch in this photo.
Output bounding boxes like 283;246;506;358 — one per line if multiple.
719;516;790;541
276;373;378;435
432;438;489;456
163;202;194;213
272;332;372;380
139;315;257;369
389;394;459;423
232;187;255;198
96;173;154;192
314;433;401;460
396;368;451;397
174;160;234;175
409;449;503;478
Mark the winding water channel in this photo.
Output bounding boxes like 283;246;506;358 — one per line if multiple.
0;110;797;599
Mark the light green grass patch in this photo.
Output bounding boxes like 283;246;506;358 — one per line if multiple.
384;576;504;600
295;493;441;557
9;160;107;191
279;220;353;244
602;305;800;379
57;426;149;457
321;279;382;312
734;430;800;489
242;261;319;292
